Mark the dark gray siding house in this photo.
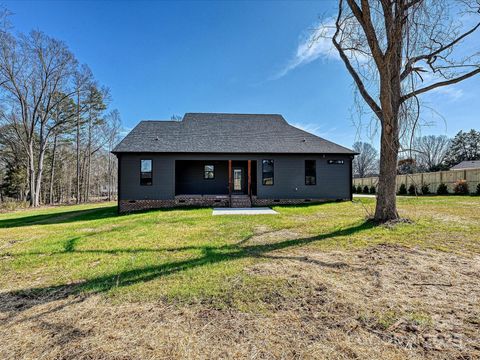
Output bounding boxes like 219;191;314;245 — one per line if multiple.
112;113;356;212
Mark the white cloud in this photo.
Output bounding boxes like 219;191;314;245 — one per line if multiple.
291;122;322;134
119;126;132;137
429;86;464;101
291;122;337;138
273;18;338;80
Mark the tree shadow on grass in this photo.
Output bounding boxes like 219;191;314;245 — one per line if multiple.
0;206;120;229
0;220;375;315
0;204;230;229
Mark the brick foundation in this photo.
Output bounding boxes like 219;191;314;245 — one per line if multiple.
119;196;347;213
251;196;344;206
119;195;229;213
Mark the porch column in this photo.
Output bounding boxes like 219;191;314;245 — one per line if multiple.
228;160;232;194
247;160;251;196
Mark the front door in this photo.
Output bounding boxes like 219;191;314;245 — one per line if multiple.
233;168;245;194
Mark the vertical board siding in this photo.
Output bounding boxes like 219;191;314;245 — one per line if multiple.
119;153;352;201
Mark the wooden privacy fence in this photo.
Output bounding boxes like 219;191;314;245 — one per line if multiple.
353;169;480;193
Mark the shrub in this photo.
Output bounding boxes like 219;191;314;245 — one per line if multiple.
408;184;417;195
357;185;363;193
477;183;480;195
0;200;28;212
421;184;430;195
352;185;357;194
398;183;407;195
369;185;376;194
453;180;469;195
363;185;369;194
437;183;448;195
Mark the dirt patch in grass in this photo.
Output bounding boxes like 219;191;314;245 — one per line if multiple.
1;244;479;359
248;228;302;245
251;243;480;358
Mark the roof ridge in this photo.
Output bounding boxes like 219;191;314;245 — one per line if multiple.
184;112;283;116
140;120;178;123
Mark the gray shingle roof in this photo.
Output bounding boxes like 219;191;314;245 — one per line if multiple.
113;113;355;154
450;160;480;170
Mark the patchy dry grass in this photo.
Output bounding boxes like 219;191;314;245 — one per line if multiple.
0;197;479;359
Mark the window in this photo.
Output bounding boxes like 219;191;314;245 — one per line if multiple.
305;160;316;185
262;159;274;185
140;159;152;186
328;160;344;165
204;165;215;179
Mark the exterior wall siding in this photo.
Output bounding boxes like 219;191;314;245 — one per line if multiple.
176;160;229;195
118;153;352;211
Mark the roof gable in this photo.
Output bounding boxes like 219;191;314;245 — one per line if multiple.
113;113;355;154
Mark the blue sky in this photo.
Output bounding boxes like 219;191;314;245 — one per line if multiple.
5;0;480;148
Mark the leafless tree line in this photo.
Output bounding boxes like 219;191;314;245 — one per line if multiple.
0;9;122;207
353;134;453;177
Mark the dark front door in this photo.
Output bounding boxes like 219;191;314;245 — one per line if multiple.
232;167;246;194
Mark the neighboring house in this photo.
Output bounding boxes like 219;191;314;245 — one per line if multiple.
450;160;480;171
112;113;356;213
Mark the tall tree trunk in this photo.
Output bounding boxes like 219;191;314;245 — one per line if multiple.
374;30;402;222
76;91;81;204
28;142;36;207
86;153;91;202
107;152;112;201
80;155;86;202
86;114;92;202
34;146;47;207
49;134;58;204
375;120;399;221
67;170;72;204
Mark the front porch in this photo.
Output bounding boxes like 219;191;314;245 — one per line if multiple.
175;160;257;207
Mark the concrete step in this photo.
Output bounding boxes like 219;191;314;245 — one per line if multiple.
230;195;252;208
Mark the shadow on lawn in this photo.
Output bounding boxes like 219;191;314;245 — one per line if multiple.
0;220;375;315
0;204;220;229
0;206;119;229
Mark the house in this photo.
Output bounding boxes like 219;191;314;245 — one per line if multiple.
112;113;356;213
450;160;480;171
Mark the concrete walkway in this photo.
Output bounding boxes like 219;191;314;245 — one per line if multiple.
353;194;410;198
212;207;278;215
353;194;376;198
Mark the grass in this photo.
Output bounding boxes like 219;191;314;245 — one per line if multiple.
1;197;479;305
1;197;479;359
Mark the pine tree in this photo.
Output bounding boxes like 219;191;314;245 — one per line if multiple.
444;130;480;167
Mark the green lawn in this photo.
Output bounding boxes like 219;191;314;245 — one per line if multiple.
1;197;480;359
1;196;479;307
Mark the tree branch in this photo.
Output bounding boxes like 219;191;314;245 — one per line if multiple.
333;0;383;120
401;21;480;81
346;0;385;66
401;67;480;101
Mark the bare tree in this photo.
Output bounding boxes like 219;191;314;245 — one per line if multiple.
0;7;120;207
413;135;450;171
103;109;121;201
84;85;108;202
47;94;76;204
0;31;77;206
352;141;379;177
73;65;93;204
330;0;480;221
